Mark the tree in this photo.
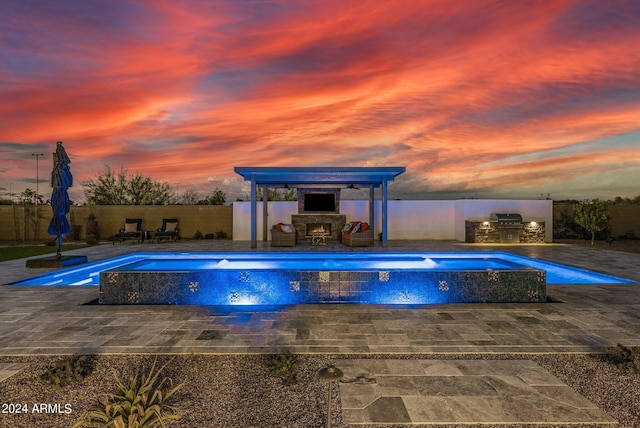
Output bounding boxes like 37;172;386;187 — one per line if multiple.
179;188;200;205
17;188;45;240
573;199;612;245
197;188;226;205
244;188;298;201
82;166;173;205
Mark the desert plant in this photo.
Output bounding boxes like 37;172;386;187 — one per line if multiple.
215;230;227;239
193;230;204;240
73;358;183;428
605;344;640;373
37;354;92;390
268;351;299;387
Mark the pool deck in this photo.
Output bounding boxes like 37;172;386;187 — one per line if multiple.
1;239;639;426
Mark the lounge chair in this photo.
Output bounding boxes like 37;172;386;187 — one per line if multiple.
113;218;144;244
152;218;180;243
271;223;297;247
343;221;374;247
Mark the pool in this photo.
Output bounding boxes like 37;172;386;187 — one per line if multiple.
7;252;634;305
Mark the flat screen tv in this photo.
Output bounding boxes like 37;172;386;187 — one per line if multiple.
303;193;336;212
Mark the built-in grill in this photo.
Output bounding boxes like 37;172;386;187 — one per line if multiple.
490;213;523;243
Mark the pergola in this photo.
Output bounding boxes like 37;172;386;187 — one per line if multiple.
234;166;406;247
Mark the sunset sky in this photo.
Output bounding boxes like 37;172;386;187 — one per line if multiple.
1;0;639;203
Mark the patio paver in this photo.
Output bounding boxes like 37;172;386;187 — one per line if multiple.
1;239;639;425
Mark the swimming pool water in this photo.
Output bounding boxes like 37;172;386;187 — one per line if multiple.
6;251;634;286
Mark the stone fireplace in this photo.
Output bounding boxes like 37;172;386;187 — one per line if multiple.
292;214;346;241
291;187;346;241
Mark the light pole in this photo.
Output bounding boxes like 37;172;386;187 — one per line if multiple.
318;364;344;428
32;153;45;238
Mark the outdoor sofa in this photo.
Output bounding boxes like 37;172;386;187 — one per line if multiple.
342;221;374;247
271;223;297;247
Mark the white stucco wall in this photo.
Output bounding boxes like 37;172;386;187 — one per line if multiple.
387;200;455;239
233;199;553;242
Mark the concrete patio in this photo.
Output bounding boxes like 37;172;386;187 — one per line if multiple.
1;239;639;425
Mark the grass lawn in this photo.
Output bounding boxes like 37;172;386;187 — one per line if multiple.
0;244;88;262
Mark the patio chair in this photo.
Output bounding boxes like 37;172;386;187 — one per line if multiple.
343;221;374;247
152;218;180;243
113;218;144;244
271;223;297;247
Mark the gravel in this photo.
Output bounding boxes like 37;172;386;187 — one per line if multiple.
0;352;638;428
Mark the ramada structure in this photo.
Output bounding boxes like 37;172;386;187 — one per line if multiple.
234;166;406;247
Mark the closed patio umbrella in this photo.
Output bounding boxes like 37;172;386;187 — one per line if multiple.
47;141;72;257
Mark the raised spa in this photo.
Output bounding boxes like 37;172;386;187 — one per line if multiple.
99;252;546;305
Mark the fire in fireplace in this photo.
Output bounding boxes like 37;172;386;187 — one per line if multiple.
306;223;331;236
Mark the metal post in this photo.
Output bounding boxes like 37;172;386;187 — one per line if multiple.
250;175;257;248
381;178;388;246
262;184;268;242
318;364;343;428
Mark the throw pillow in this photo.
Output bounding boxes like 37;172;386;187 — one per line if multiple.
124;222;139;233
274;223;283;232
341;223;352;233
360;222;369;232
281;224;294;233
165;222;178;232
351;222;361;233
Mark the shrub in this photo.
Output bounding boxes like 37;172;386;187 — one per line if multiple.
85;236;99;245
73;357;183;428
215;230;228;239
604;344;640;373
193;230;204;240
268;351;299;387
37;354;93;390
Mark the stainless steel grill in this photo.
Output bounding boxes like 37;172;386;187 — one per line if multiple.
490;212;523;225
490;213;523;243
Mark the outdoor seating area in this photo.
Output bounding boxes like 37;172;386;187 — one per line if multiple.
113;218;144;244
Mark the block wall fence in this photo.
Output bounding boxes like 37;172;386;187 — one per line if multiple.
2;200;638;242
0;205;232;241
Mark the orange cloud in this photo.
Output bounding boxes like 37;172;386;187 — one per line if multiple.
2;0;639;200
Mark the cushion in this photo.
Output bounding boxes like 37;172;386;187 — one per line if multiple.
351;222;361;233
124;222;139;233
341;223;352;233
274;223;283;232
165;222;178;232
281;224;294;233
360;222;369;232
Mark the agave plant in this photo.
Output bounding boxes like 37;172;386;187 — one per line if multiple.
74;358;183;428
